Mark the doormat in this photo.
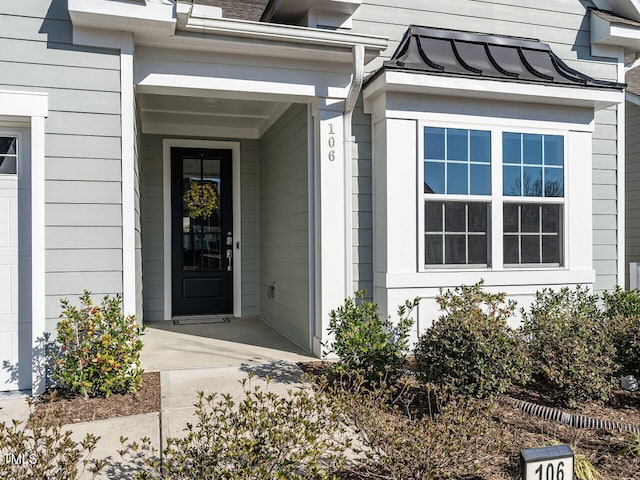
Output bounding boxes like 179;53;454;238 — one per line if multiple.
173;316;231;325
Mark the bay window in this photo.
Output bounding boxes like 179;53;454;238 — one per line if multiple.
421;124;566;270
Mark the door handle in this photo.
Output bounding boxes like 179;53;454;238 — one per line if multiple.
226;248;233;271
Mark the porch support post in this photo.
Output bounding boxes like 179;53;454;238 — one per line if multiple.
312;98;348;356
120;33;138;320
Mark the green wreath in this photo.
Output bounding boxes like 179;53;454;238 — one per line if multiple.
183;180;219;219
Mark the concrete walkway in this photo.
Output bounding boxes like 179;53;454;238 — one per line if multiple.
1;319;317;479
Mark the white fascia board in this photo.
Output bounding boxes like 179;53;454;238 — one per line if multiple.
181;16;387;60
593;0;640;22
363;71;624;111
591;13;640;51
68;0;176;37
0;90;48;118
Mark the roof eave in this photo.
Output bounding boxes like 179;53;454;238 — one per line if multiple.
363;70;625;112
591;10;640;54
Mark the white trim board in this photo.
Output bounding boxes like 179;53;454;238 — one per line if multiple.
0;89;48;394
162;139;242;320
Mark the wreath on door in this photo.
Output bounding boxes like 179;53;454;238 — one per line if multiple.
183;180;219;219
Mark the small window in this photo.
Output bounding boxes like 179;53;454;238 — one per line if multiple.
503;133;563;197
503;203;562;265
0;136;17;174
424;127;491;195
425;201;490;266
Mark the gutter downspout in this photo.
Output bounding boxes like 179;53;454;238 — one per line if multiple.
344;45;365;296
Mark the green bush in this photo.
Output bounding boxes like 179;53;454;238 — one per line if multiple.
119;375;348;480
413;281;530;398
323;291;419;385
603;286;640;376
50;291;144;399
522;286;617;407
602;285;640;319
0;400;104;480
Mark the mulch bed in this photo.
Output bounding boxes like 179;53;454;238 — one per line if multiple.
298;361;640;480
34;372;160;425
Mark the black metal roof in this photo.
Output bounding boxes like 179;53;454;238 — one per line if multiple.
376;25;624;90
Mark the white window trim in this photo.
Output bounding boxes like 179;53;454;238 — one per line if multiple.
417;119;569;274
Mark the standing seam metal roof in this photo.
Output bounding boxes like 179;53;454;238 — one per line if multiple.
378;25;624;90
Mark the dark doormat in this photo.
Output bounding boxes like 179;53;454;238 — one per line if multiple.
173;315;231;325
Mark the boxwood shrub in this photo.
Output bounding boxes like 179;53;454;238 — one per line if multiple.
414;281;530;398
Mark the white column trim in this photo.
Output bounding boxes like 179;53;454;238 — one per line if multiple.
120;33;137;317
617;51;626;289
161;139;242;319
30;115;46;395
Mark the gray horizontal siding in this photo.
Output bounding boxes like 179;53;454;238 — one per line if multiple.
0;2;123;324
259;104;309;350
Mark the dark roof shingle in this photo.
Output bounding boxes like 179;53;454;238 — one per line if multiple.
190;0;269;22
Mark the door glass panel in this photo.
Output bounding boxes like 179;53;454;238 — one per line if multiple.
182;156;222;272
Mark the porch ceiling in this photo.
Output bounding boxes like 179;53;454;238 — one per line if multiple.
138;92;292;139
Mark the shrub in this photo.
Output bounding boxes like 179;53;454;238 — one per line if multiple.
413;281;530;398
603;286;640;376
119;374;348;480
522;286;617;408
330;376;501;480
602;285;640;319
50;291;144;399
323;290;419;385
0;400;104;480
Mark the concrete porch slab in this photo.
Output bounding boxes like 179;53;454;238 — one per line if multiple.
141;316;316;372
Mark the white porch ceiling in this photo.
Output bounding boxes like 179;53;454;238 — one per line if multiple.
138;93;292;139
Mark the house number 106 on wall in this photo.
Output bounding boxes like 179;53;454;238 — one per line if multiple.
328;123;336;161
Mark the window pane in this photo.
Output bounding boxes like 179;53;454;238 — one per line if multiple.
542;236;560;264
425;201;443;232
468;235;488;264
521;236;540;263
542;204;560;233
544;135;563;166
447;162;468;195
424;161;445;194
425;127;445;159
0;156;16;174
445;202;466;232
521;204;540;233
503;165;521;196
544;167;564;197
470;164;491;195
523;166;542;196
470;130;491;163
425;235;443;264
504;235;519;263
445;235;466;264
447;128;468;161
503;133;521;164
468;203;488;232
503;204;519;233
0;137;16;155
523;134;542;165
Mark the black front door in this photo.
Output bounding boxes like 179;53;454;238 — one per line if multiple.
171;148;233;315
